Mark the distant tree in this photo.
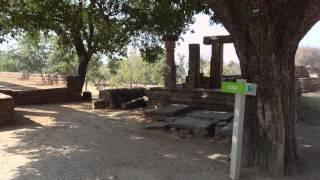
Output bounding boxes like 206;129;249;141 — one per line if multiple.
0;51;19;72
12;34;49;73
47;39;78;76
109;55;164;87
176;54;187;83
6;0;136;88
200;57;210;77
84;55;107;91
295;47;320;66
223;61;241;75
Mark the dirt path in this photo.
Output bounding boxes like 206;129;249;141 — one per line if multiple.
0;93;320;180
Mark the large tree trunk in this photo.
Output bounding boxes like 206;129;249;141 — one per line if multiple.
77;53;91;88
205;1;320;175
239;42;300;175
72;34;92;89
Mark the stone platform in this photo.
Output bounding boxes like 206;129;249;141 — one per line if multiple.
144;104;234;137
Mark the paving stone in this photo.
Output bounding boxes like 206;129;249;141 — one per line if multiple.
215;121;229;128
215;122;233;137
187;110;233;122
144;104;191;117
145;115;167;122
165;116;183;123
168;117;215;137
143;122;169;130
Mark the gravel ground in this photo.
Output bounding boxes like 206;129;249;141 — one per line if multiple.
0;93;320;180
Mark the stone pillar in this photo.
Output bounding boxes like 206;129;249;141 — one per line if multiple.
67;76;82;92
210;42;224;89
163;35;178;89
187;44;201;88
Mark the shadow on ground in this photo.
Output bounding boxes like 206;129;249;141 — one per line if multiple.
1;92;320;180
0;103;230;180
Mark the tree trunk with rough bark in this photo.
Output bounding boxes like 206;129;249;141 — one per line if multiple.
205;0;320;176
163;35;178;88
240;43;299;175
72;33;93;90
77;53;91;88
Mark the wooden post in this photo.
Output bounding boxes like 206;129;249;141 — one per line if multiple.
210;42;224;89
187;44;201;88
163;35;178;89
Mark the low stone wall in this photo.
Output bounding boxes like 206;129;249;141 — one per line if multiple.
0;72;67;85
0;76;82;105
0;88;81;105
297;78;320;93
146;88;235;112
0;93;15;125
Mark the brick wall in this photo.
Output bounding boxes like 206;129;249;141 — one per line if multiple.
146;88;235;112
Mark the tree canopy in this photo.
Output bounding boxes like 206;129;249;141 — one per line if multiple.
1;0;210;87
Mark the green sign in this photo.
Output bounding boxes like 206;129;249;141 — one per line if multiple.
221;82;246;95
221;81;258;96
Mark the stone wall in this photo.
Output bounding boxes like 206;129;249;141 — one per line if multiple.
146;88;235;112
0;93;14;125
0;76;82;105
297;78;320;93
0;88;81;105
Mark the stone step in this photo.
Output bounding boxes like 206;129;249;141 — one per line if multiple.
186;110;233;123
168;117;216;137
144;104;191;117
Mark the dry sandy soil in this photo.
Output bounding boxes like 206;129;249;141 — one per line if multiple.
0;76;65;91
0;94;319;179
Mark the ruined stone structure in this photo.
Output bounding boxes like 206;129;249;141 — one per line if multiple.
148;35;237;111
184;35;235;89
187;44;201;88
163;35;179;89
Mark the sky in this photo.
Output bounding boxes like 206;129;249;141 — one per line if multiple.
175;14;320;64
1;14;320;64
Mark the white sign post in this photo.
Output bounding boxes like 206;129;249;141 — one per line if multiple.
221;79;257;180
230;79;246;180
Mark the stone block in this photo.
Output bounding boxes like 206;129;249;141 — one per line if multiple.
92;99;107;109
145;104;191;117
82;91;92;101
168;117;215;137
0;93;15;125
186;110;233;122
143;122;169;130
